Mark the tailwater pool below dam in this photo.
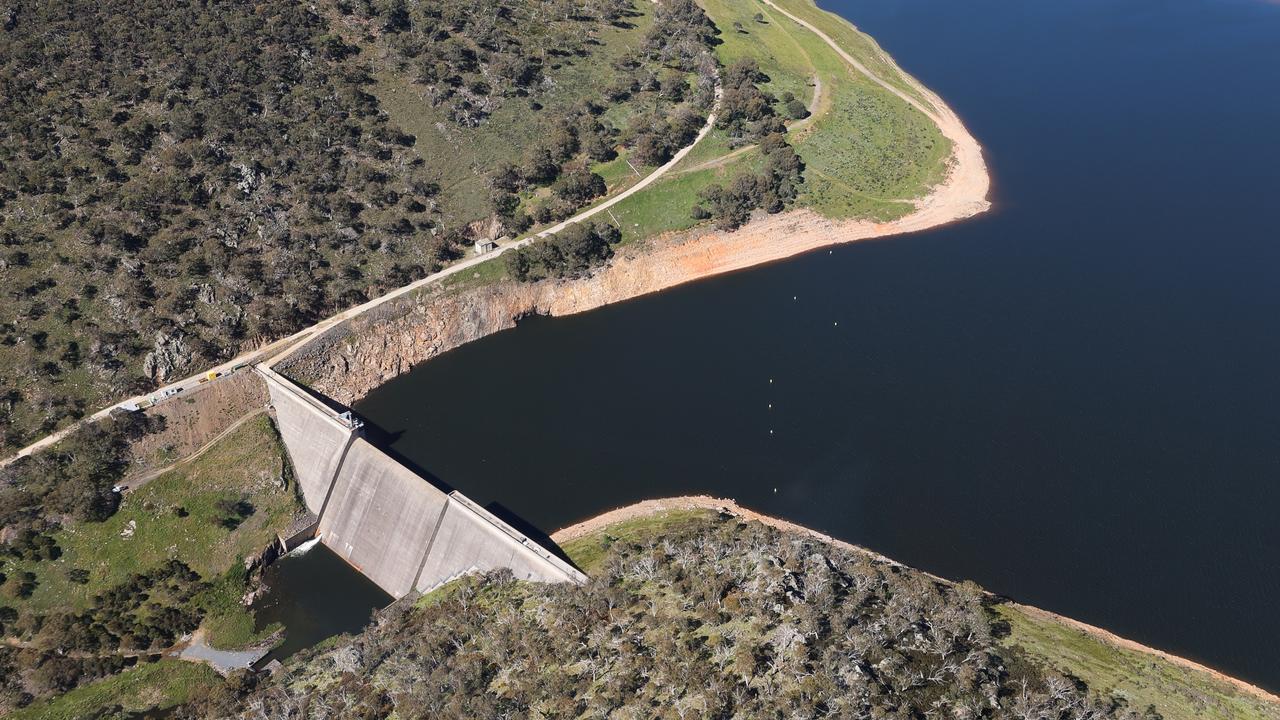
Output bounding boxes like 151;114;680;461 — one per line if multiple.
259;0;1280;692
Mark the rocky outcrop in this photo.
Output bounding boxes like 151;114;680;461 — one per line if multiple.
279;280;544;403
142;331;193;383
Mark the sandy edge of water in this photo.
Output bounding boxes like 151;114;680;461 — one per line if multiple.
550;495;1280;706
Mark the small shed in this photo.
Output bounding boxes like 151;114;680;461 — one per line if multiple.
474;239;498;255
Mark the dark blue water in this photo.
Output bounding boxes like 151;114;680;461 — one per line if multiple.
355;0;1280;690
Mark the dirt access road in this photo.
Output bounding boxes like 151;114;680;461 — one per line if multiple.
0;87;724;468
5;0;990;467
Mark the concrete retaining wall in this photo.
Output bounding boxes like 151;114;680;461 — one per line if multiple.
318;438;450;598
416;493;583;593
259;367;354;515
258;365;585;598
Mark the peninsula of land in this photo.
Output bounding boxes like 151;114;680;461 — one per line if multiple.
554;497;1280;719
14;1;1277;718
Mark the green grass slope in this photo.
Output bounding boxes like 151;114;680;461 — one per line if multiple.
6;660;220;720
998;604;1280;720
7;415;303;617
606;0;949;240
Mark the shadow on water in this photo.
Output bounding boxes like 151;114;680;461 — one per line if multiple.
351;0;1280;691
252;542;392;666
358;417;458;494
362;414;579;566
483;501;579;567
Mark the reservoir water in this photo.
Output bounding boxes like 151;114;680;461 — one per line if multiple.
354;0;1280;690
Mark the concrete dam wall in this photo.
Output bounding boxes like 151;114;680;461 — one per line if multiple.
258;366;585;597
258;368;353;516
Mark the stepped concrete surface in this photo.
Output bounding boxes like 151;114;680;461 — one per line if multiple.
257;365;586;598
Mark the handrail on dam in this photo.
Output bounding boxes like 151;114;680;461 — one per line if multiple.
446;492;584;582
255;365;360;433
254;364;586;597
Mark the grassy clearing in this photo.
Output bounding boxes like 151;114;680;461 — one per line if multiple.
439;253;510;293
760;0;949;220
592;152;644;192
766;0;931;105
560;508;720;574
997;605;1280;720
7;416;303;626
372;6;658;225
600;0;949;239
7;659;220;720
609;164;734;242
704;0;817;108
795;72;949;219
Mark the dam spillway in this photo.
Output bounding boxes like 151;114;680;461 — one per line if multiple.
257;366;585;598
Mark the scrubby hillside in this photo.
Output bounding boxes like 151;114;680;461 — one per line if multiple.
0;415;304;713
193;513;1164;719
0;0;713;451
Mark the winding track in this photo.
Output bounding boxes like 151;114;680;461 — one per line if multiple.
3;0;988;468
123;407;269;492
0;87;723;468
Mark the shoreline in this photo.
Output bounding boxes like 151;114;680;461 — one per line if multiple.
278;0;991;404
550;495;1280;707
0;0;988;464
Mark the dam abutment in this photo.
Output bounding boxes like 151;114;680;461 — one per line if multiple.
256;365;585;597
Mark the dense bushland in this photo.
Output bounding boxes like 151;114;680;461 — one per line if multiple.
0;410;160;529
0;0;727;449
0;416;301;712
185;514;1161;719
0;0;448;450
0;560;204;707
506;222;622;282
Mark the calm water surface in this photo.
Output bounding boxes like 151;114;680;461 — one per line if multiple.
253;543;391;664
356;0;1280;689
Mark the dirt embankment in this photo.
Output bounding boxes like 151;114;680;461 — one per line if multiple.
280;197;986;404
124;371;268;480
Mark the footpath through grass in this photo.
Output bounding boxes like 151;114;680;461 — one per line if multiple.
5;416;304;648
607;0;949;240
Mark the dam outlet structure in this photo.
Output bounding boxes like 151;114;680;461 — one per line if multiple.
256;366;585;598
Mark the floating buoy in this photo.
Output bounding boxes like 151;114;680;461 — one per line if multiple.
834;321;839;326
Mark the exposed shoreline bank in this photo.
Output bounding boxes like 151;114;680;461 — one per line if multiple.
276;0;989;402
550;495;1280;707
